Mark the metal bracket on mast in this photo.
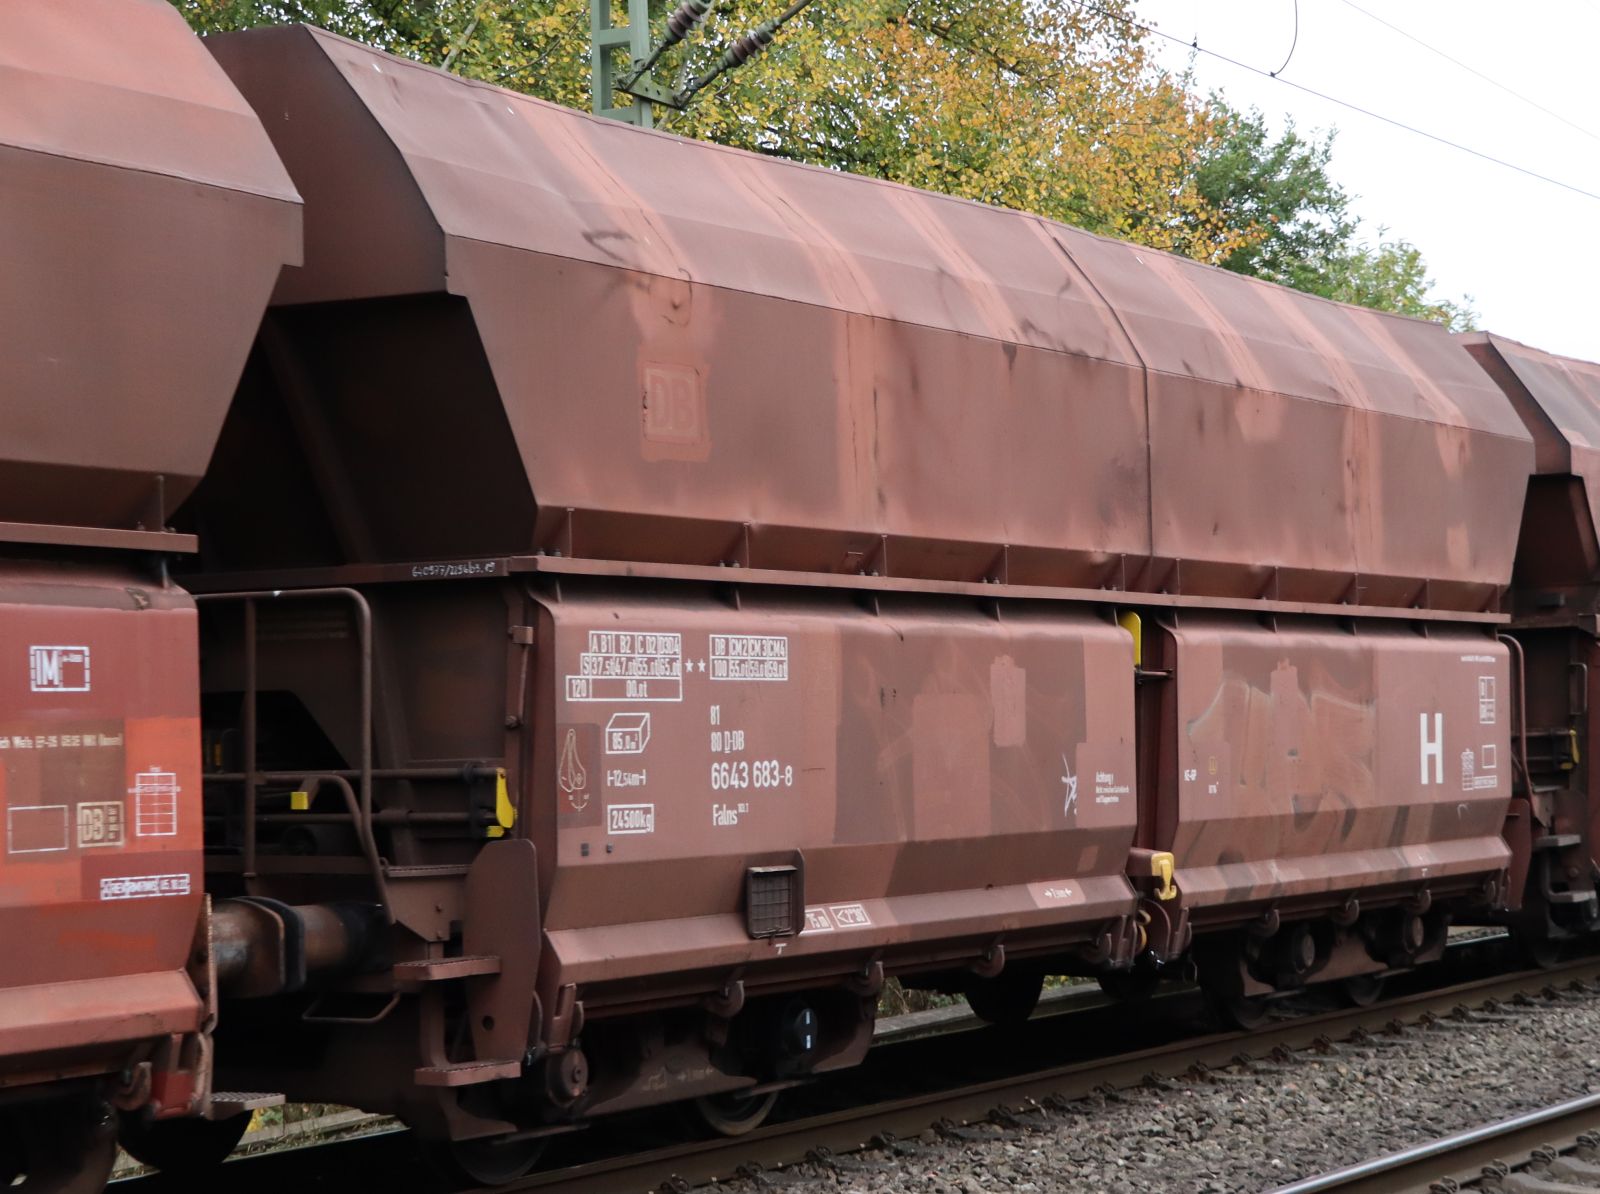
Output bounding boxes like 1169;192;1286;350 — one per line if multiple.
592;0;663;126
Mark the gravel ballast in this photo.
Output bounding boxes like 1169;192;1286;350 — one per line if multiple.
720;987;1600;1193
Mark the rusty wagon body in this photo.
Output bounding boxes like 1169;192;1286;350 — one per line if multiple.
13;5;1600;1188
0;0;299;1180
160;23;1536;1171
1461;333;1600;947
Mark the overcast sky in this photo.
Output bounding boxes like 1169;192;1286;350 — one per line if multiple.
1136;0;1600;360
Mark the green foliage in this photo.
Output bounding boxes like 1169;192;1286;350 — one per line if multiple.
1192;103;1354;291
1189;102;1475;329
170;0;1472;327
1322;234;1478;332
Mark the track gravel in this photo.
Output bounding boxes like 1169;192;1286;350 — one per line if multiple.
719;986;1600;1194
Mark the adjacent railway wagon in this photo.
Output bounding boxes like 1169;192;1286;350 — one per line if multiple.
1463;334;1600;947
5;3;1600;1189
0;0;300;1184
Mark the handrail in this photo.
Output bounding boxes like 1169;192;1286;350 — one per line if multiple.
195;588;375;910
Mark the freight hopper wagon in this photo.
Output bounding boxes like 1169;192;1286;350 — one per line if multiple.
0;1;301;1188
179;25;1533;1182
1465;335;1600;953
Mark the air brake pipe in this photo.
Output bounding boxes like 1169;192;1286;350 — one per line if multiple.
302;774;391;919
211;899;385;997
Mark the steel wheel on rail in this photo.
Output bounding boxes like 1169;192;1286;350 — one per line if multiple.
423;1133;548;1187
693;1088;779;1136
0;1096;118;1193
1195;933;1275;1031
117;1109;251;1175
1517;932;1564;971
964;968;1044;1028
1097;969;1161;1003
1204;986;1271;1031
1337;974;1386;1008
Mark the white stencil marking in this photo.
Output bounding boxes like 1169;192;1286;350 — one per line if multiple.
604;712;651;754
76;801;125;848
606;803;655;835
6;804;68;854
709;635;788;682
565;632;683;703
1478;676;1497;725
100;873;191;901
130;768;179;837
29;646;90;693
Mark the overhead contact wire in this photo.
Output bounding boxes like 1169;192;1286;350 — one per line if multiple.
1272;0;1298;77
1335;0;1600;144
1072;0;1600;205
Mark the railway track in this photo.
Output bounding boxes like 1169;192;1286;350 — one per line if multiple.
1268;1092;1600;1193
122;938;1600;1193
510;957;1600;1194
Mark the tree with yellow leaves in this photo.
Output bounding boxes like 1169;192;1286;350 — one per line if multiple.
173;0;1471;325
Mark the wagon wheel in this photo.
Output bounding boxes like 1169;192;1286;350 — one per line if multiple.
0;1096;118;1193
423;1132;547;1187
117;1109;251;1175
964;968;1044;1027
1097;970;1160;1003
694;1088;780;1136
1204;985;1271;1031
1337;974;1385;1008
1517;932;1564;971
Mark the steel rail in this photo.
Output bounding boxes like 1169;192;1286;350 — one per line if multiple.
504;957;1600;1194
107;933;1541;1194
1266;1092;1600;1194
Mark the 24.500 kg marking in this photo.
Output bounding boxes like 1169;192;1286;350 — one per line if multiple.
710;760;794;790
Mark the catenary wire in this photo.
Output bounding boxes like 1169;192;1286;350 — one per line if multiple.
1071;0;1600;204
1335;0;1600;144
1272;0;1298;76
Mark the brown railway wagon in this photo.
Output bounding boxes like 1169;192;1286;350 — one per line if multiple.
1463;333;1600;954
152;23;1540;1182
0;0;300;1185
195;26;1531;611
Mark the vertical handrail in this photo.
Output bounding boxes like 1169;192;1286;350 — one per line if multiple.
1498;632;1534;797
243;598;258;887
198;588;376;903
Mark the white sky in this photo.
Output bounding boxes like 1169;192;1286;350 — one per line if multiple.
1136;0;1600;360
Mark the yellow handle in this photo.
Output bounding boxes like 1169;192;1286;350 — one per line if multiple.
487;767;516;838
1151;851;1177;901
1117;610;1142;668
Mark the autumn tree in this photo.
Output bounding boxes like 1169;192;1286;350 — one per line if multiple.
1320;234;1476;330
1186;103;1474;329
659;0;1254;262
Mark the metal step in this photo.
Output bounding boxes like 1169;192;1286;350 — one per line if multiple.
1545;889;1597;905
210;1091;285;1118
386;864;470;880
413;1059;522;1088
1535;834;1584;850
394;955;502;985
